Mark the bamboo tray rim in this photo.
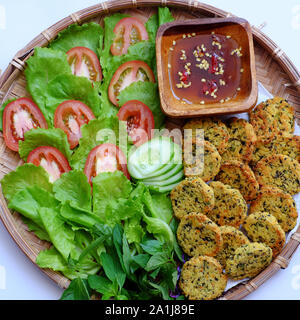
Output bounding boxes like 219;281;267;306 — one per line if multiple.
0;0;300;301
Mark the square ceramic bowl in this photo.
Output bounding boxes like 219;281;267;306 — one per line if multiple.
156;17;258;118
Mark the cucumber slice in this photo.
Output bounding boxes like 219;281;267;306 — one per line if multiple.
141;140;182;179
149;181;182;194
142;164;183;183
143;170;184;187
128;136;182;180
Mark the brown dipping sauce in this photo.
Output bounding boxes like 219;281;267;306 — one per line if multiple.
168;32;243;105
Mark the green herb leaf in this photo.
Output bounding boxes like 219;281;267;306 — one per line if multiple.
60;278;91;300
100;252;126;289
88;275;116;297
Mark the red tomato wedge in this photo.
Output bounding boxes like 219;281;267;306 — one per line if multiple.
3;98;48;152
54;100;95;149
117;100;155;146
66;47;103;82
108;60;156;106
84;144;130;185
111;17;149;56
27;146;71;183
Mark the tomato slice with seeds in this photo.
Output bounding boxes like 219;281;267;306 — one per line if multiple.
84;144;130;185
111;17;149;56
117;100;155;146
3;98;48;152
108;60;156;106
66;47;103;82
27;146;71;183
54;100;95;149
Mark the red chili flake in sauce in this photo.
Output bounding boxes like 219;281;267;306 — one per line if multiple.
180;71;189;83
202;80;218;95
210;53;218;74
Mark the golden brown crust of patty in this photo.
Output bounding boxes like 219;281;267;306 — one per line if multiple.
183;139;221;182
254;154;300;195
207;182;248;229
250;97;295;143
251;135;300;166
249;186;298;232
179;256;227;300
225;242;273;280
222;118;257;163
216;226;250;267
215;160;259;203
170;178;215;220
177;213;223;257
243;212;286;258
183;117;230;155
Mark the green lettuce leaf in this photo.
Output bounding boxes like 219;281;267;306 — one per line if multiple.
8;185;59;230
39;207;75;261
98;13;157;117
158;7;174;25
45;74;102;119
117;81;165;128
144;191;173;225
49;22;103;57
145;14;159;43
99;13;130;66
18;128;72;161
22;217;51;242
53;171;91;211
37;247;99;281
124;216;145;245
1;164;52;202
60;203;103;231
92;171;132;221
145;7;174;43
25;47;72;125
70;116;125;171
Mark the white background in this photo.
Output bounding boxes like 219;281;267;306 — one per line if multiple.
0;0;300;300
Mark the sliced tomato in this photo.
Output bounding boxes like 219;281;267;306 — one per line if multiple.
66;47;103;82
111;17;149;56
27;146;71;183
84;144;130;185
3;98;48;152
108;60;156;106
54;100;95;149
117;100;155;146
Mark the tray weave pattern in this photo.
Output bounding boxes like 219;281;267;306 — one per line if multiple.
0;0;299;300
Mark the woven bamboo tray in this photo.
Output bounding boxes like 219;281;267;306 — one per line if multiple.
0;0;300;300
